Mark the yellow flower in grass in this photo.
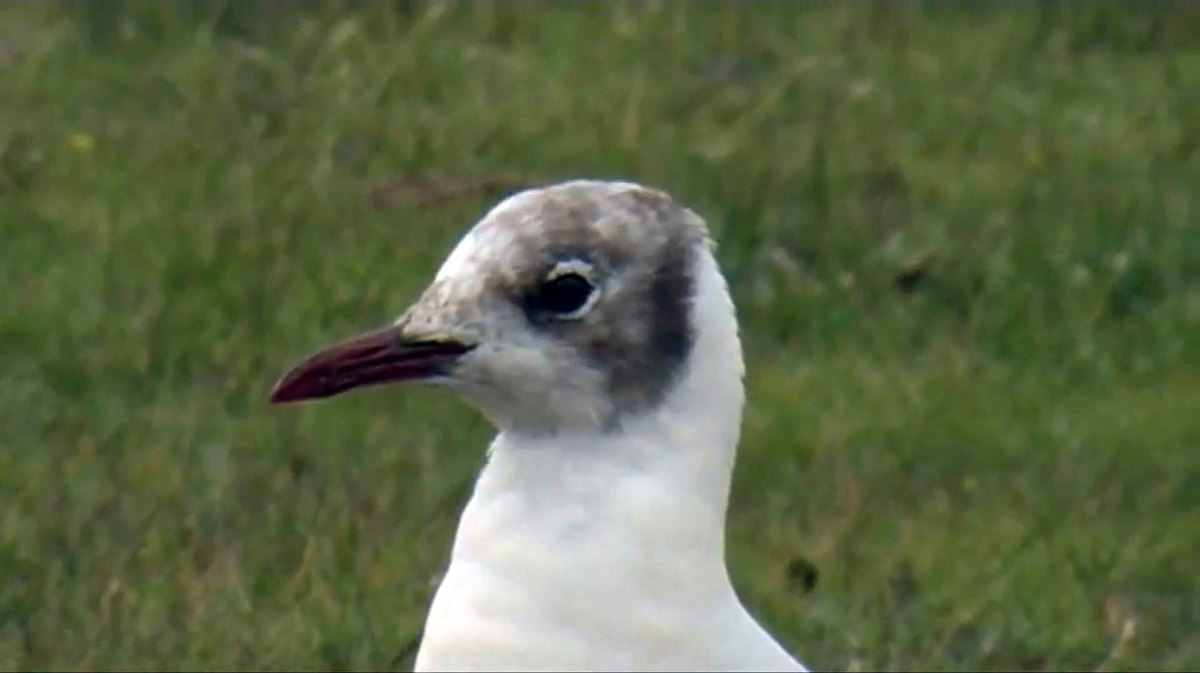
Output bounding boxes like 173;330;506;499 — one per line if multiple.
67;131;95;154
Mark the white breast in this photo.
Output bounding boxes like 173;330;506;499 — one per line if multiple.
413;249;806;672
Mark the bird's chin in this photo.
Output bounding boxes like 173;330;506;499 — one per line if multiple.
444;376;617;437
269;325;474;404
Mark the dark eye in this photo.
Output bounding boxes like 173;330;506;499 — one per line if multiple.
532;273;594;315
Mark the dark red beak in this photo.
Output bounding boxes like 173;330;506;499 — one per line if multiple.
269;325;474;404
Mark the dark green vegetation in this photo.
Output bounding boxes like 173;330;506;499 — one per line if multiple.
2;3;1197;670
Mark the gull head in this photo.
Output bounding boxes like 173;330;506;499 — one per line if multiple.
270;180;722;436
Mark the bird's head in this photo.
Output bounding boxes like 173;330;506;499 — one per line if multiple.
270;180;724;436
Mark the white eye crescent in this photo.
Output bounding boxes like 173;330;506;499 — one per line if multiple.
532;260;601;319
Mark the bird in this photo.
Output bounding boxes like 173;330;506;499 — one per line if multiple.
270;180;808;672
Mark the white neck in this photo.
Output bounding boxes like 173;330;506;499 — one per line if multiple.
414;249;803;671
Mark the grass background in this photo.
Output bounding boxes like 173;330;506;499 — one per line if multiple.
2;2;1198;670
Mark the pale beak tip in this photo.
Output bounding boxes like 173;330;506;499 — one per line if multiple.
268;363;334;405
268;373;305;405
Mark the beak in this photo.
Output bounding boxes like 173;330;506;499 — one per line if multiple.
269;324;474;404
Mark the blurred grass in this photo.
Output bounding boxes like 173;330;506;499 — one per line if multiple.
1;2;1198;670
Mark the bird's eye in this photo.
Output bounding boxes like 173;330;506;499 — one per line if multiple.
532;272;595;316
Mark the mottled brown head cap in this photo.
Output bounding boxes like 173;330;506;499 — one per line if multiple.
391;180;712;434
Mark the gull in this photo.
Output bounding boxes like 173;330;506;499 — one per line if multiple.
270;180;808;672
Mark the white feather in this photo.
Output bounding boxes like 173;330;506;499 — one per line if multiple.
415;243;806;672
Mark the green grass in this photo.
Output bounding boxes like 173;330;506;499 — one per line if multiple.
2;2;1198;670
